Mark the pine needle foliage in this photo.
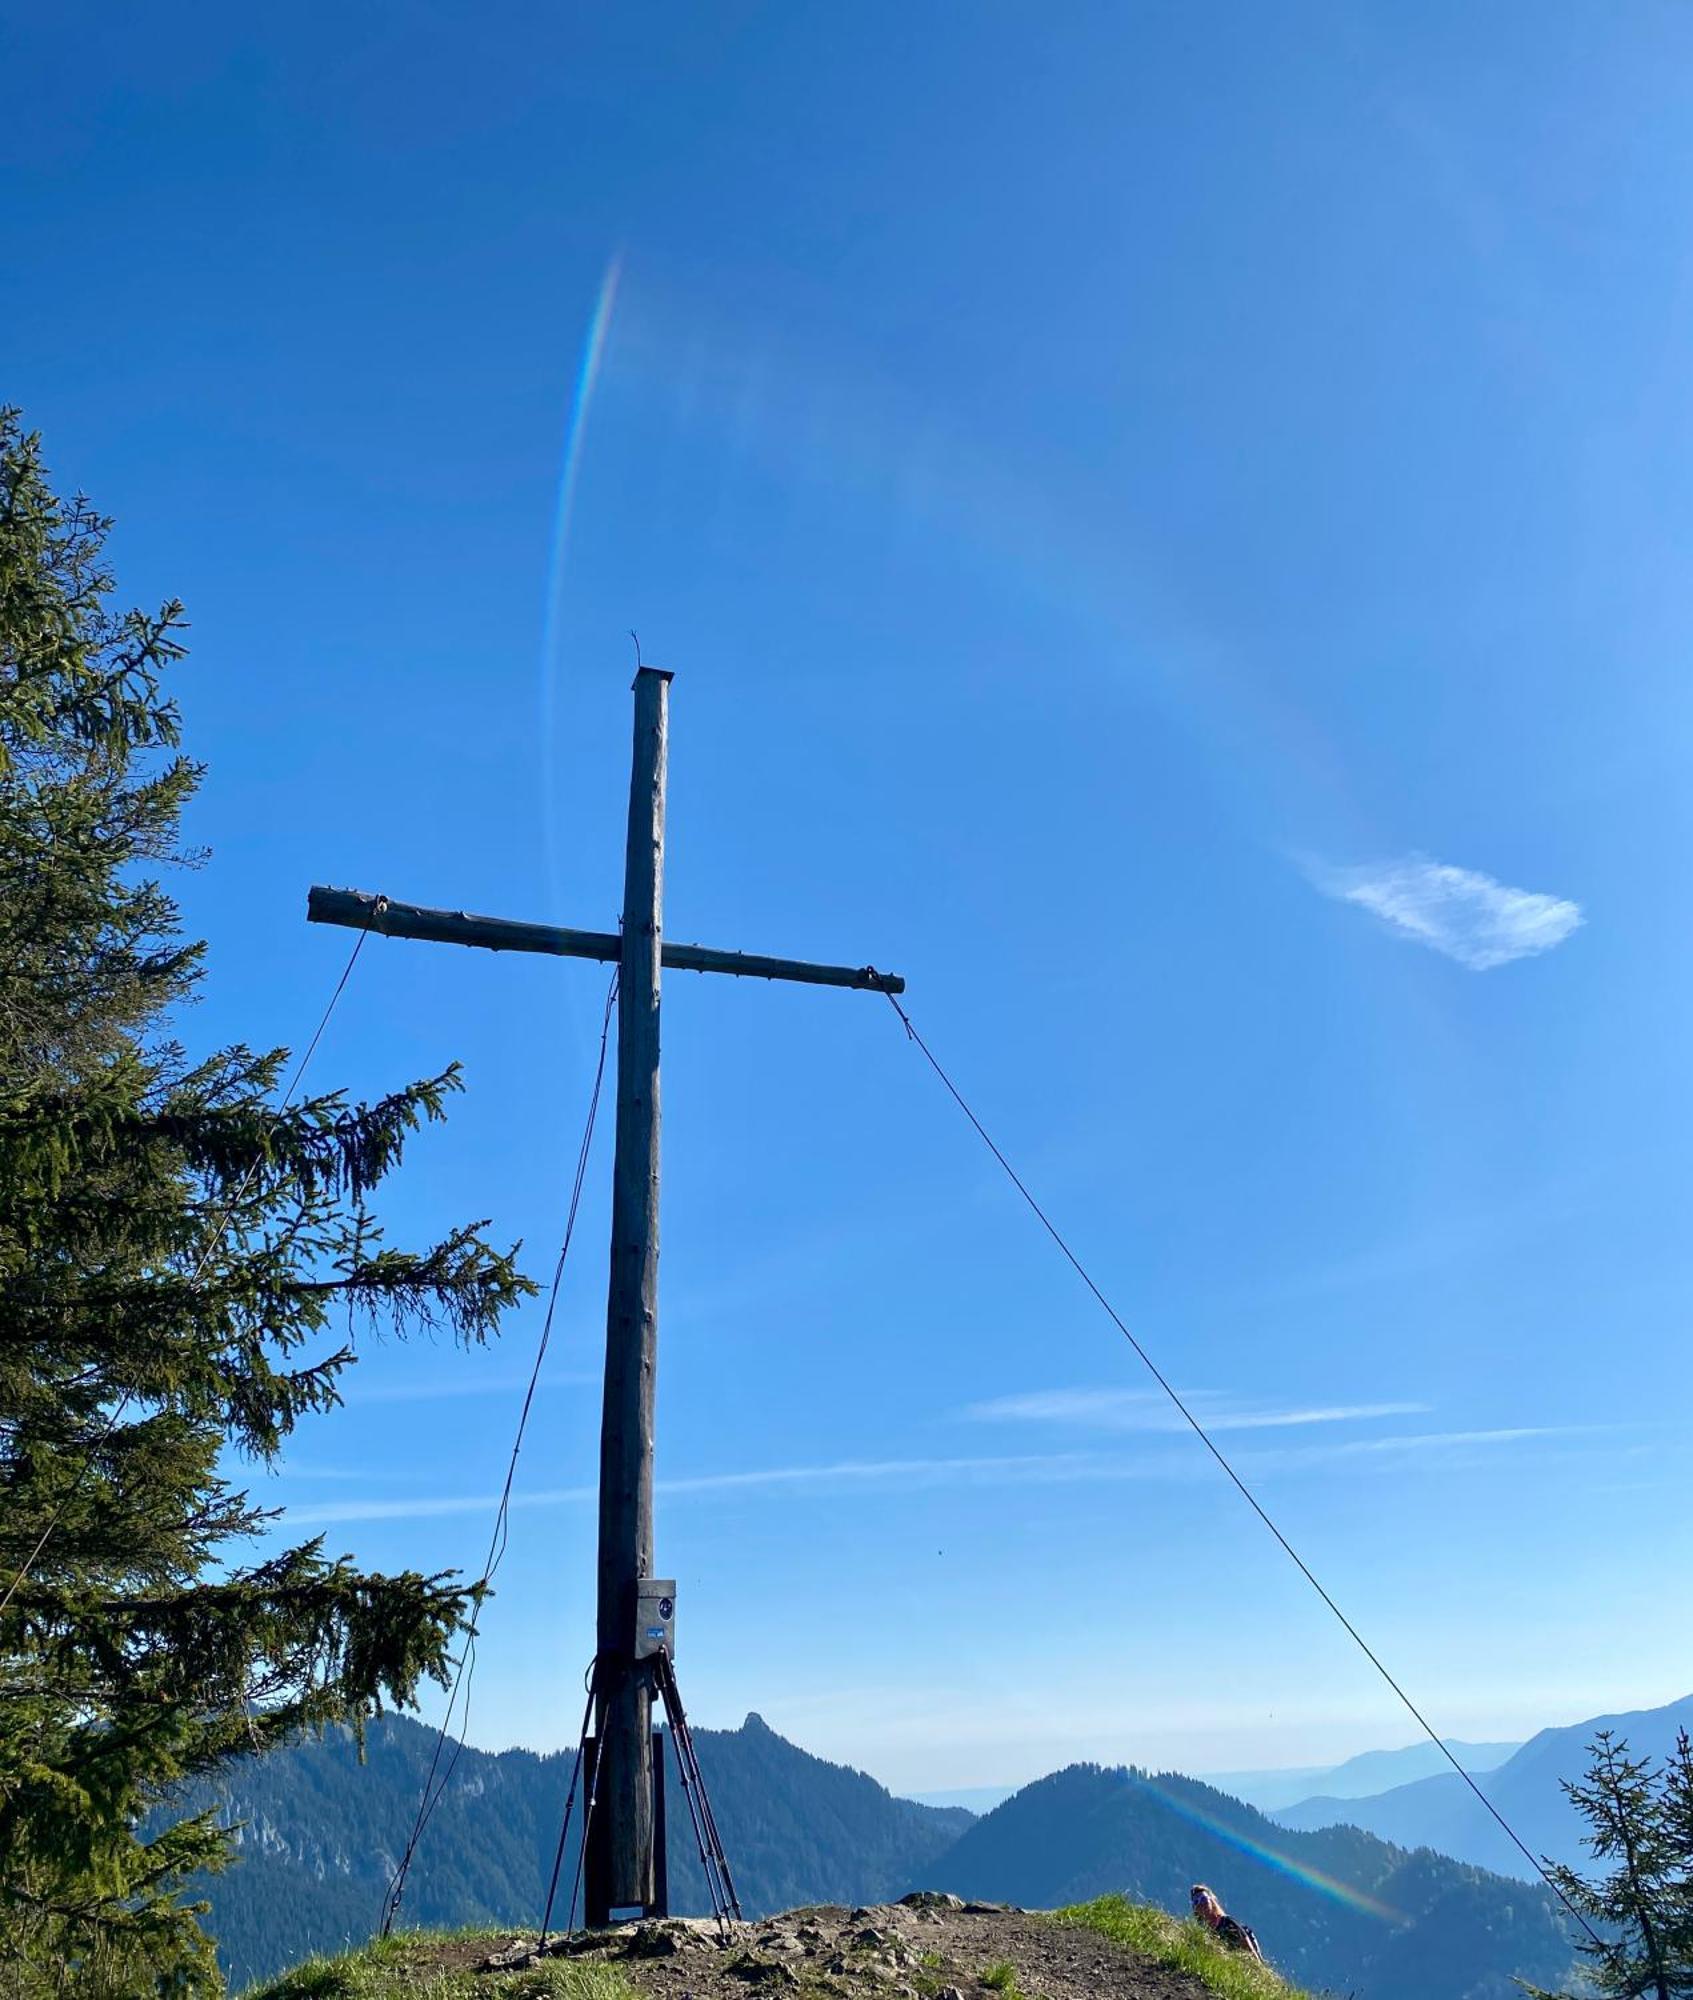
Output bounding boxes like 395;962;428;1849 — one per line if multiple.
1526;1729;1693;2000
0;412;535;1995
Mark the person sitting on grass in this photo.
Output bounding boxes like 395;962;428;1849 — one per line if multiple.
1190;1883;1264;1962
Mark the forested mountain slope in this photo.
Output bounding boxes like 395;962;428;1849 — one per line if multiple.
179;1712;970;1990
926;1763;1579;2000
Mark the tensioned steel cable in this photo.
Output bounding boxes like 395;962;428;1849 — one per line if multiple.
380;968;619;1937
537;1668;599;1949
0;920;377;1619
881;987;1602;1948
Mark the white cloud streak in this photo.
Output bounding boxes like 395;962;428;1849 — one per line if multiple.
1309;854;1582;971
274;1427;1587;1525
340;1370;594;1405
656;1454;1117;1500
1278;1425;1584;1460
277;1453;1105;1525
960;1388;1430;1433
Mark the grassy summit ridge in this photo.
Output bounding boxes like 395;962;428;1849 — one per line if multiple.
1058;1897;1310;2000
242;1900;1314;2000
245;1930;634;1999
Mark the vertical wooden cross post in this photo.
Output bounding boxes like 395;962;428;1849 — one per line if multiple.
307;667;902;1921
597;665;667;1909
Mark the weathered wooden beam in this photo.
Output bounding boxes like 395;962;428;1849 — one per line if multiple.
662;940;904;993
306;885;905;994
597;664;667;1914
308;885;619;962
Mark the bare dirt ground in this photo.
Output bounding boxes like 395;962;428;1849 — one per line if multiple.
479;1895;1218;2000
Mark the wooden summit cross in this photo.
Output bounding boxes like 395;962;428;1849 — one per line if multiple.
307;667;902;1923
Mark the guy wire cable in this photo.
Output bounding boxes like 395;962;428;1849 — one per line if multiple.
0;916;378;1619
537;1665;600;1949
381;967;619;1936
881;988;1603;1949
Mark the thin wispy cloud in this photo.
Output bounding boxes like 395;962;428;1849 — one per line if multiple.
272;1425;1591;1527
341;1370;594;1406
281;1490;569;1525
960;1388;1430;1434
275;1452;1107;1525
1308;854;1582;971
1253;1425;1591;1467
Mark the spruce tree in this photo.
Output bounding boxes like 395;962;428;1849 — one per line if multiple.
1663;1731;1693;1977
0;410;533;1994
1528;1731;1693;2000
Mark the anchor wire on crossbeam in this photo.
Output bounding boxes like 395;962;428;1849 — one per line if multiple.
880;989;1603;1951
380;967;620;1939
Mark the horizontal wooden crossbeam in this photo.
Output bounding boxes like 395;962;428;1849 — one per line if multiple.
306;886;905;995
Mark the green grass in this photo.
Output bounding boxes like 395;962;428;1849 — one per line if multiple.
240;1929;637;2000
245;1905;1318;2000
1054;1897;1314;2000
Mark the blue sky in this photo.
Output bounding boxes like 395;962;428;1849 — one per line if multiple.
6;1;1693;1794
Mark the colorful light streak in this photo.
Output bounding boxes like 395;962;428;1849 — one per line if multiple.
1135;1774;1405;1925
539;253;623;917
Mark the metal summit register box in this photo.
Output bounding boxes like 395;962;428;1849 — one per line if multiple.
634;1578;676;1661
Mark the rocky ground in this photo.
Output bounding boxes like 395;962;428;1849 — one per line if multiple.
478;1894;1222;1999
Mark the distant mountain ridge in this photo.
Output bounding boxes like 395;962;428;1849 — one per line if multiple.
905;1740;1522;1818
904;1784;1017;1813
1204;1738;1519;1814
1274;1692;1693;1879
185;1709;1580;2000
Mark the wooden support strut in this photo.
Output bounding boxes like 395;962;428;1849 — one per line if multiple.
305;886;905;995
